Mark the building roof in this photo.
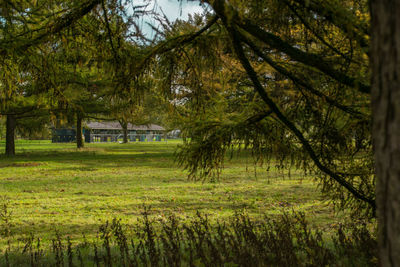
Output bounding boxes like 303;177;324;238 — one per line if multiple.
85;121;165;131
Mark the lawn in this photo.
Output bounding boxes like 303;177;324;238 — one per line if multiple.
0;140;343;249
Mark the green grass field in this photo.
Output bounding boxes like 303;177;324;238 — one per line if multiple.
0;140;344;249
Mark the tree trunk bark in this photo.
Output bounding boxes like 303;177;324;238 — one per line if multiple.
5;115;16;156
371;0;400;265
76;113;84;149
123;125;128;143
119;120;128;143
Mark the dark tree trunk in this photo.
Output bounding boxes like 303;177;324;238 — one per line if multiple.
123;127;128;143
5;115;16;156
371;0;400;265
123;125;128;143
119;120;128;143
76;113;84;149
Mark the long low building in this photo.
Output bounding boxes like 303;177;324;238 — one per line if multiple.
52;121;165;143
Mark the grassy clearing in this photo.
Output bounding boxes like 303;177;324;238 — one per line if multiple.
0;140;344;249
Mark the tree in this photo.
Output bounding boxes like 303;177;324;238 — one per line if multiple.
0;51;55;156
371;0;400;264
0;0;136;151
141;0;374;217
5;114;16;156
2;0;397;262
150;1;400;263
0;0;103;154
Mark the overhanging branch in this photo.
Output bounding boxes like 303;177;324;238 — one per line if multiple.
227;24;375;211
0;0;102;54
205;0;370;94
134;16;219;74
236;20;371;94
237;30;367;119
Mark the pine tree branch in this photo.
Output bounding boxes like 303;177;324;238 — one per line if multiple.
223;19;376;211
282;0;357;63
236;20;371;94
0;0;101;54
205;0;370;94
291;0;369;50
237;30;367;119
134;15;219;74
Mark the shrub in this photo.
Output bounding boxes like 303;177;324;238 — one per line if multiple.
0;209;377;266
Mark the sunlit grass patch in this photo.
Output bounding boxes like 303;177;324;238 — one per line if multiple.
0;140;349;250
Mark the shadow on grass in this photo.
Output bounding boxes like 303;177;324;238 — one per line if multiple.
0;150;177;169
